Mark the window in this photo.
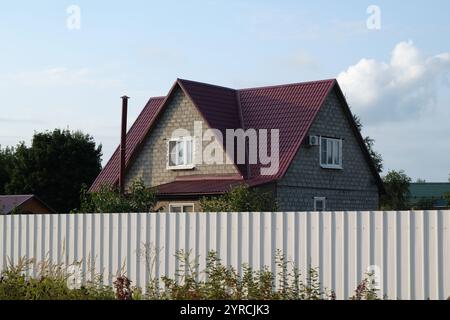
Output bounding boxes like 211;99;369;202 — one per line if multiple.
320;137;342;169
314;197;326;212
167;137;194;169
169;203;194;213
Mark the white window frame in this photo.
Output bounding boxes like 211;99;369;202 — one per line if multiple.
313;197;326;212
168;203;195;213
167;136;195;170
320;136;343;169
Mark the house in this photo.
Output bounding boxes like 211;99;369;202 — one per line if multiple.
0;195;56;215
90;78;384;212
409;183;450;209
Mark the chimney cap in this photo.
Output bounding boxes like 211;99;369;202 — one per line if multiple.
121;95;130;99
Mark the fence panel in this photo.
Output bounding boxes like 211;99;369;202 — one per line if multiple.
1;211;449;300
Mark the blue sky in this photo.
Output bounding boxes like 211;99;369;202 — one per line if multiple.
0;0;449;181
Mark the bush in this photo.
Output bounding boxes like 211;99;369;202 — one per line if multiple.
200;184;277;212
0;258;116;300
0;252;380;300
145;250;379;300
78;179;157;213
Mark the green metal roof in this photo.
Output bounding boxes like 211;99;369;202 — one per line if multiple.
409;183;450;207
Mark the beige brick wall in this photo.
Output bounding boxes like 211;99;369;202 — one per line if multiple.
125;86;239;190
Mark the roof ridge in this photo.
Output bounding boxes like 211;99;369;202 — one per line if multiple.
177;78;236;91
411;182;450;185
0;194;34;197
148;95;166;99
238;78;336;92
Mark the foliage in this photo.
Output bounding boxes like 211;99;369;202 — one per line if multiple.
411;197;436;210
353;114;383;173
0;146;15;195
143;250;378;300
350;272;380;300
1;252;380;300
380;170;412;210
78;179;157;213
0;258;115;300
114;276;135;300
4;129;102;213
444;192;450;207
416;178;426;183
200;184;278;212
146;250;333;300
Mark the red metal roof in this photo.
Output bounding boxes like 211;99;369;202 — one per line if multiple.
90;96;165;191
90;78;366;195
238;80;335;180
157;179;245;196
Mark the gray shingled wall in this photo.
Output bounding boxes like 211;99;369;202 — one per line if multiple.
277;90;380;211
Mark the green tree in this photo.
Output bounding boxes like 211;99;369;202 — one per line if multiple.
6;129;102;213
78;179;157;213
411;197;435;210
0;146;15;194
444;192;450;207
353;115;383;173
416;178;426;183
380;170;412;210
200;184;277;212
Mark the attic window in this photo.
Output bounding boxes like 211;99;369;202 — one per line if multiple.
320;137;343;169
167;137;194;170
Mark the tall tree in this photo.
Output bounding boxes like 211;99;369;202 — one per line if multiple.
380;170;412;210
353;114;383;173
6;129;102;212
0;146;15;194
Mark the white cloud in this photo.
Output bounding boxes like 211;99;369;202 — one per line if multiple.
338;41;450;123
12;67;121;88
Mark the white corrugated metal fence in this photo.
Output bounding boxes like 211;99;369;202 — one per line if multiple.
1;211;449;299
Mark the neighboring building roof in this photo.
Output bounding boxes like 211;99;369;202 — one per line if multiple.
0;195;55;214
90;78;384;195
409;183;450;207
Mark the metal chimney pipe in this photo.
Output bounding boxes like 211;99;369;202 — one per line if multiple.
119;96;129;195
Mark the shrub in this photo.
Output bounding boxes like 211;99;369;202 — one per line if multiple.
145;250;346;300
78;179;157;213
0;258;116;300
0;252;380;300
200;184;277;212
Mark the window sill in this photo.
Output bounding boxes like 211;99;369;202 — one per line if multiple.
167;165;195;171
320;165;343;170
